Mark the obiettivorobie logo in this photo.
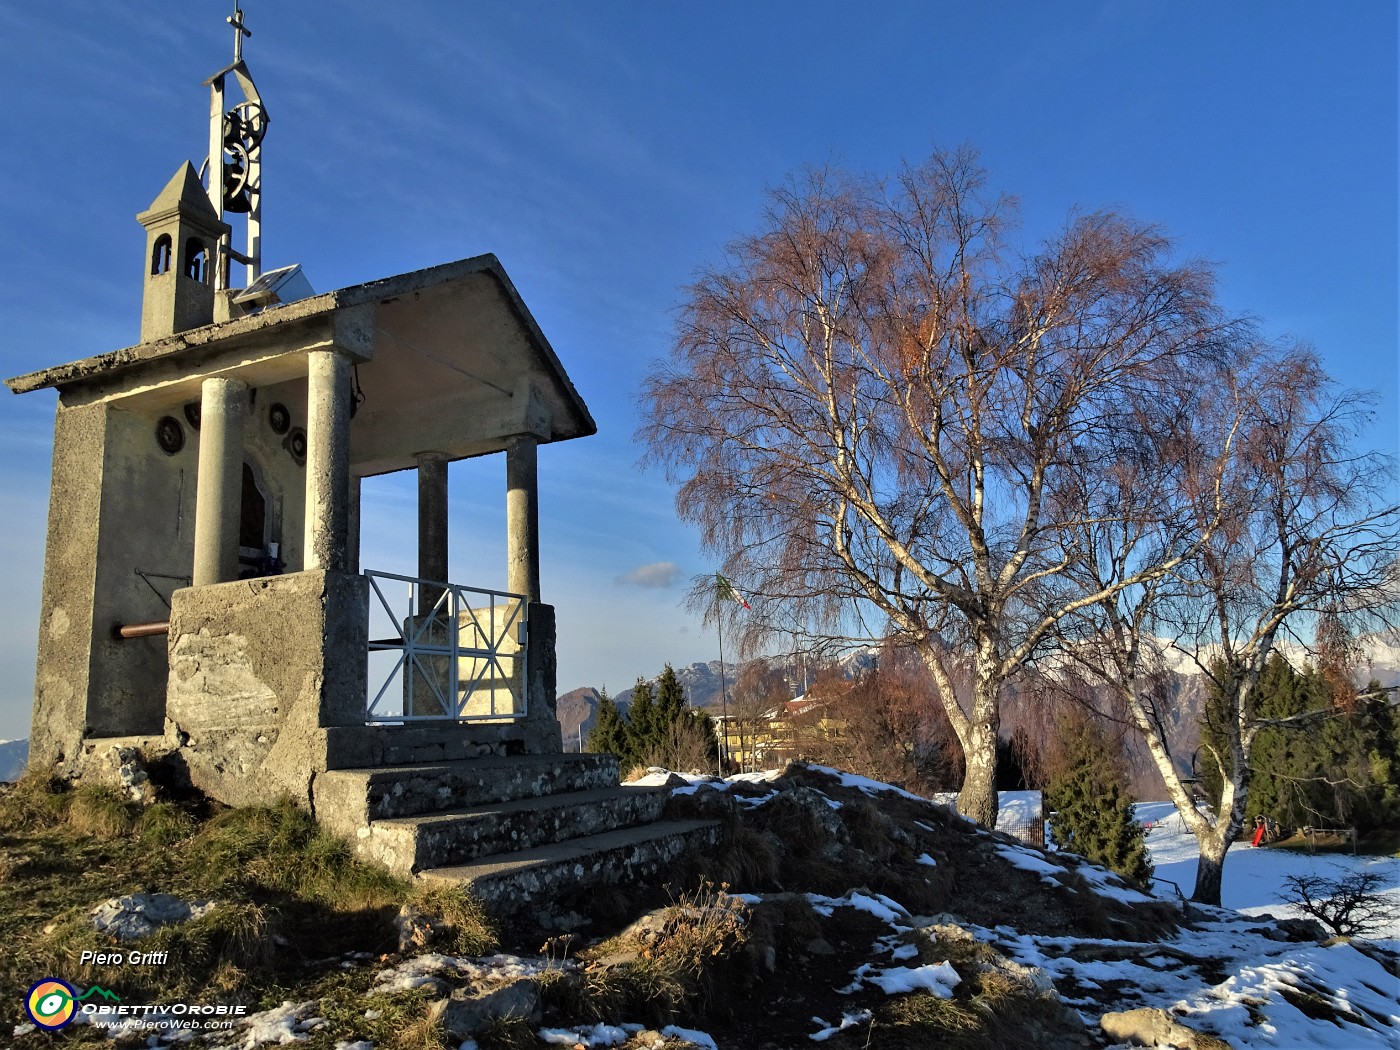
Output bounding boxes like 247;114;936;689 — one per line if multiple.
24;979;248;1033
24;979;117;1030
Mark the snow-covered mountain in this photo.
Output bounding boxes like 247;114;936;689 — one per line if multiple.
0;738;29;782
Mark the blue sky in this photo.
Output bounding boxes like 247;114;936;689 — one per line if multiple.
0;1;1394;740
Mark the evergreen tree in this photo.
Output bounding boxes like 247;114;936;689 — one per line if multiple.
1231;655;1400;833
1045;712;1154;885
654;664;689;728
1200;654;1400;834
585;687;634;766
626;678;659;765
1240;656;1326;829
615;666;723;773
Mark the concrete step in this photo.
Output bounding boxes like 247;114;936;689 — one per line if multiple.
357;785;670;876
313;753;621;837
418;819;724;917
323;722;532;768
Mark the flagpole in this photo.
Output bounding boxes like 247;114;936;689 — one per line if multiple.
715;580;730;777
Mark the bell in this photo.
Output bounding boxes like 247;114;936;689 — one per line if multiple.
223;157;252;213
222;139;254;213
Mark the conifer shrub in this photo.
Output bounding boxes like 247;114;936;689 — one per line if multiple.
1043;712;1153;885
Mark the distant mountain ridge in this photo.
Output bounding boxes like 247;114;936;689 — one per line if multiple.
0;738;29;782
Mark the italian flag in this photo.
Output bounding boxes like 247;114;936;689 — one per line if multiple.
716;573;750;610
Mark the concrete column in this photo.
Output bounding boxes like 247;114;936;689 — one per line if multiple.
417;452;449;583
416;451;449;613
347;474;362;574
304;349;352;570
506;435;540;602
192;376;248;586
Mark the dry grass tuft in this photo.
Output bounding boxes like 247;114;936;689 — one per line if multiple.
474;1013;536;1049
187;798;406;908
696;823;781;890
575;882;750;1026
0;773;71;829
969;968;1022;1010
385;1007;450;1050
66;783;139;838
886;992;982;1033
745;893;823;962
409;883;497;956
840;797;897;862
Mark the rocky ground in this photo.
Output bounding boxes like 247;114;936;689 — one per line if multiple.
3;765;1396;1049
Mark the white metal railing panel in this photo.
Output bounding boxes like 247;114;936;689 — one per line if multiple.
364;570;528;723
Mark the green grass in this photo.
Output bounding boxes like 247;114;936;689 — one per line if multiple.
0;776;497;1040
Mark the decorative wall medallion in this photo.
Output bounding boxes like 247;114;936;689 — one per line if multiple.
268;402;291;435
156;416;185;455
284;426;307;466
183;402;201;430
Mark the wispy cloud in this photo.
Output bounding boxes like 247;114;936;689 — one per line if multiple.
617;561;680;589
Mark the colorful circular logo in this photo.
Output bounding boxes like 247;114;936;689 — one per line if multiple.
25;978;77;1030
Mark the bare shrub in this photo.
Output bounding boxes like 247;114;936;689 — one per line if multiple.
786;649;961;795
637;715;717;775
1278;867;1399;937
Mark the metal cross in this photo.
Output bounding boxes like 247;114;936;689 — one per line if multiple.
228;3;251;64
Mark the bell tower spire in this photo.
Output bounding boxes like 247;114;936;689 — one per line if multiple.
203;2;268;295
136;163;230;341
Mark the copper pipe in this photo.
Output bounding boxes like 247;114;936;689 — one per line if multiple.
116;621;170;639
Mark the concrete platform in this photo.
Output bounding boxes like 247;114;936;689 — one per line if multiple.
322;722;536;769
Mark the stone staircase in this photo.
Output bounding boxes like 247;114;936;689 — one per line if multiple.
312;753;720;920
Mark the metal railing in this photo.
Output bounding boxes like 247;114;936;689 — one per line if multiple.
364;570;527;723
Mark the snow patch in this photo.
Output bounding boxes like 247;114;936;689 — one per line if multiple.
865;961;961;997
809;1010;871;1041
538;1022;638;1046
661;1024;720;1048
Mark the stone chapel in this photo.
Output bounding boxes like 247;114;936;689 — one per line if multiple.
7;10;716;909
6;10;596;807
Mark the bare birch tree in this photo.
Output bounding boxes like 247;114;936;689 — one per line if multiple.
640;149;1235;826
1056;345;1398;904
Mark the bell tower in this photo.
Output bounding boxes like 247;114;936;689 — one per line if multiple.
137;163;230;342
137;3;268;342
